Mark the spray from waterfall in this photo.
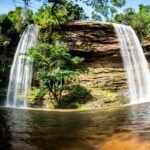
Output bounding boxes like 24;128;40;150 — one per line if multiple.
6;24;39;107
113;24;150;104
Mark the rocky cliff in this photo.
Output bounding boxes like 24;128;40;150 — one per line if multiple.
58;21;150;67
57;21;122;68
56;21;124;91
53;21;150;105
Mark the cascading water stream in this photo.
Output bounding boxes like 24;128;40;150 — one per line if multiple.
113;24;150;104
6;24;39;108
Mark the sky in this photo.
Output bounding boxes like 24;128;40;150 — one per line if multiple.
0;0;149;18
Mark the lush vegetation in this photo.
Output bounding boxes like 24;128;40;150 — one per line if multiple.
3;0;149;40
17;0;126;21
111;4;150;40
0;14;19;86
27;44;84;107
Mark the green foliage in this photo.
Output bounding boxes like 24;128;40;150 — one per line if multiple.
112;4;150;39
0;14;16;46
8;7;33;33
33;2;87;27
56;84;93;109
68;102;81;109
82;0;125;21
139;4;150;14
101;90;119;101
110;0;126;7
0;14;18;82
33;1;88;43
3;40;10;47
100;89;128;105
27;44;84;106
28;87;40;104
28;87;47;106
33;6;62;28
91;12;102;21
0;14;13;34
20;0;125;21
64;84;92;103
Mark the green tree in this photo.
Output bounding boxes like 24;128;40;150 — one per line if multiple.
18;0;126;21
27;44;84;106
0;14;18;79
33;1;88;43
8;7;33;33
80;0;125;20
112;8;135;25
33;2;88;26
112;4;150;40
139;4;150;14
91;12;102;21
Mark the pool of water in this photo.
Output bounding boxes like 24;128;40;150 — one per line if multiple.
1;103;150;150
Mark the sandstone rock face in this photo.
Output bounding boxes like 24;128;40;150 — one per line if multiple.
55;21;150;94
55;21;125;93
58;20;123;68
79;68;127;91
57;21;150;91
58;21;150;67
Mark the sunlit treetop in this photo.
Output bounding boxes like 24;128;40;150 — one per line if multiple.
13;0;126;20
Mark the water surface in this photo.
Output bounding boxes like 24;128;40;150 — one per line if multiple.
1;103;150;150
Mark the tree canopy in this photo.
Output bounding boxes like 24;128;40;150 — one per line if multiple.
14;0;126;21
112;4;150;39
33;2;88;28
27;44;84;106
8;7;33;33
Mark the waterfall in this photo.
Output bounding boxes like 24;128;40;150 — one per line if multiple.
6;24;39;107
113;24;150;104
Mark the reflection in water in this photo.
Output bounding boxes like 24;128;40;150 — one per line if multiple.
0;103;150;150
126;103;150;135
6;108;36;150
0;108;12;150
100;133;150;150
